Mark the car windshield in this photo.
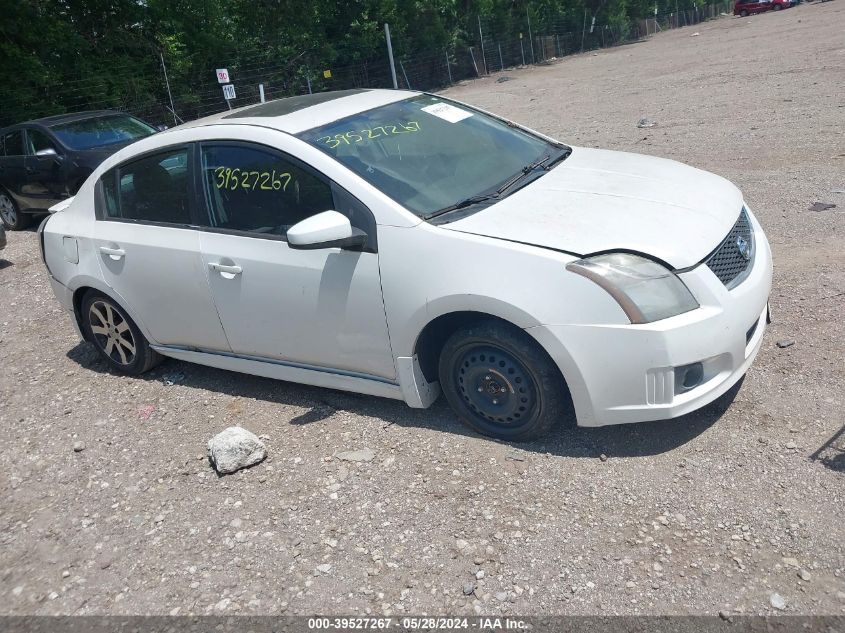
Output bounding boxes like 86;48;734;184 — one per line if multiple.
299;95;566;218
50;115;156;151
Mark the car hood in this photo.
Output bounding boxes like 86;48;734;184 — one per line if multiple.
441;147;744;269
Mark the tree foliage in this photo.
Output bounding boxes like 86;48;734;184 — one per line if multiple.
0;0;703;126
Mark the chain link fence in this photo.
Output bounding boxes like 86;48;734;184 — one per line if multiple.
7;1;735;129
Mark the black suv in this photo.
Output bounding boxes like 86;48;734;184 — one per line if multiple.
0;111;158;230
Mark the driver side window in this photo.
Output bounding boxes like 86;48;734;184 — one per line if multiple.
199;144;333;237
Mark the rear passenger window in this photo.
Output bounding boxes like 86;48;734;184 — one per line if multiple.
199;144;333;237
2;131;24;156
101;148;191;224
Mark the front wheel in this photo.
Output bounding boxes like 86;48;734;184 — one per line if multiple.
0;191;30;230
740;9;749;15
81;291;163;375
438;320;572;441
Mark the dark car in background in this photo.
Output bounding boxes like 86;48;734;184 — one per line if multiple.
0;111;157;230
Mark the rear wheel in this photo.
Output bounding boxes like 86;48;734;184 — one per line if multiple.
740;9;749;15
438;320;571;441
81;291;162;375
0;191;30;230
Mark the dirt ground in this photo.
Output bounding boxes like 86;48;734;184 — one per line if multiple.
1;2;844;617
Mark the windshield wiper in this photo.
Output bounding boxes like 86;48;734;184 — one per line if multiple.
424;193;499;220
424;147;571;221
495;154;553;196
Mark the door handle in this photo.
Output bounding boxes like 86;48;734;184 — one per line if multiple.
99;246;125;260
209;262;242;275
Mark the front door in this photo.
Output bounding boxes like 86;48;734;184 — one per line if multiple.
24;128;67;208
93;145;230;352
195;141;395;380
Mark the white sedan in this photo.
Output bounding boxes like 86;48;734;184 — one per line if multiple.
40;89;772;441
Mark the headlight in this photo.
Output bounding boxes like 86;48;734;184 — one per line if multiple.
566;253;699;324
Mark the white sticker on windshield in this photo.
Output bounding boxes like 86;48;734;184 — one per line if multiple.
421;102;473;123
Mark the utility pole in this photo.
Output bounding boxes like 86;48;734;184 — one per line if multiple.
385;23;398;89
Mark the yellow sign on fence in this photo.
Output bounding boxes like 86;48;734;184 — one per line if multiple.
323;69;332;78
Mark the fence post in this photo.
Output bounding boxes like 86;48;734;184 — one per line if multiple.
556;34;561;57
520;35;525;66
399;60;411;90
306;69;312;94
527;8;535;63
469;47;480;77
384;23;398;89
445;49;453;84
478;16;488;75
498;44;504;71
159;52;178;126
581;10;587;53
259;83;265;103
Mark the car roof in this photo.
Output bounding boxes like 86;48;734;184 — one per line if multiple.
23;110;127;128
173;88;420;136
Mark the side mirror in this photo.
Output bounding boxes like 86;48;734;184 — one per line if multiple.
35;147;58;158
155;124;168;132
287;210;367;251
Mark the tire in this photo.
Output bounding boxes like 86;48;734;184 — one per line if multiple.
81;291;163;375
0;190;30;231
740;9;749;15
774;4;782;9
438;320;572;442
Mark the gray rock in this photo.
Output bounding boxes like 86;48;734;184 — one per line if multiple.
316;563;332;574
776;340;795;349
207;427;267;475
72;441;85;452
798;569;811;581
809;202;836;212
335;448;375;462
769;592;786;610
463;583;476;595
637;118;657;128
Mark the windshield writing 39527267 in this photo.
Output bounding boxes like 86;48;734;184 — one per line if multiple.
315;122;421;149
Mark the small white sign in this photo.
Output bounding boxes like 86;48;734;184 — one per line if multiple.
216;68;230;84
421;102;472;123
222;84;236;100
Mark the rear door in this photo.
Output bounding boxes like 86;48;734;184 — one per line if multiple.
0;130;29;207
92;144;230;351
194;141;395;380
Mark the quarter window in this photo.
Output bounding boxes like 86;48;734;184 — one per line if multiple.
199;144;334;237
102;148;191;224
2;131;24;156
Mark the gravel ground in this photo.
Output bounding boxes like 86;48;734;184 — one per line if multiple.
1;2;844;617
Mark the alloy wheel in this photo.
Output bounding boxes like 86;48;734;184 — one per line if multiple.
455;344;538;427
0;194;16;226
88;300;137;366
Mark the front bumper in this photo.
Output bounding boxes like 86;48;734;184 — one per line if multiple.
527;209;773;427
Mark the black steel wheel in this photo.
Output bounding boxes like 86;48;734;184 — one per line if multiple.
81;291;162;375
438;320;572;441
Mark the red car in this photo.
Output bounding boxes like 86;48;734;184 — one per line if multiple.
734;0;790;16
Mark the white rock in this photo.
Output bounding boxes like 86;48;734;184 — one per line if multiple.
770;593;786;611
207;427;267;475
316;563;332;574
335;448;376;462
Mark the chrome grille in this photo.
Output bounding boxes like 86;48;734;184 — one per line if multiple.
705;209;754;288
